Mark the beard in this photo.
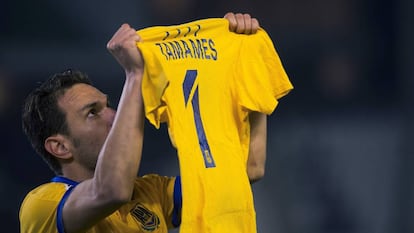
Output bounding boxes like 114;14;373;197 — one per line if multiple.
70;135;100;171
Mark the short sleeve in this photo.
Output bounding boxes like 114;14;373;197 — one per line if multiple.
234;28;293;114
19;184;67;233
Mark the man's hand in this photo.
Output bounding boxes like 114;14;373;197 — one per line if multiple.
107;24;144;75
224;12;260;35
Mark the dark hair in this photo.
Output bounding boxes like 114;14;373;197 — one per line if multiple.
22;69;92;175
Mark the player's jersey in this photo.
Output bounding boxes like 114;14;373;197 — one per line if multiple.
19;175;181;233
137;18;293;233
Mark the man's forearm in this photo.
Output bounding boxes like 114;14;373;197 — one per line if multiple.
247;112;267;183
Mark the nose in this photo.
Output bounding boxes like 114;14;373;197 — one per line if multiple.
104;107;116;126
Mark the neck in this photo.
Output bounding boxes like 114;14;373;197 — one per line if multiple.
61;163;94;183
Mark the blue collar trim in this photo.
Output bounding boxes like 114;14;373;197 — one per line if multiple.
51;176;79;186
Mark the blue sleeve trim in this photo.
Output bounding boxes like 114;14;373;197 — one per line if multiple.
56;185;76;233
172;176;182;227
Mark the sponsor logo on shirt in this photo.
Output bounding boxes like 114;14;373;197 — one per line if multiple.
131;204;160;231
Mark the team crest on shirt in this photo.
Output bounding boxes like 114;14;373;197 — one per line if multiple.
131;204;160;231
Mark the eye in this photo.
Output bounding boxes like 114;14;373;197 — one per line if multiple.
87;108;98;118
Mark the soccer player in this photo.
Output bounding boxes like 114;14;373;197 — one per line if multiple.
19;13;262;233
136;12;293;232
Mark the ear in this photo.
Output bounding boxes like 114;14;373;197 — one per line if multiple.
44;135;72;159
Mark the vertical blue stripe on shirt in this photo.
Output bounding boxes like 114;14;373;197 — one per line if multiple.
172;176;182;227
182;69;216;168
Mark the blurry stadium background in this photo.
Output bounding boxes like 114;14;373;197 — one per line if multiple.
1;0;413;232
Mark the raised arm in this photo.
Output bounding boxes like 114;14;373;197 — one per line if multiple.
247;112;267;183
223;13;266;183
62;24;145;233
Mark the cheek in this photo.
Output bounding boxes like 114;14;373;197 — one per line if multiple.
73;121;108;149
88;123;110;146
71;113;114;154
74;128;107;161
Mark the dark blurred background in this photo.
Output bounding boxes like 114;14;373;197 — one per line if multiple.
1;0;413;232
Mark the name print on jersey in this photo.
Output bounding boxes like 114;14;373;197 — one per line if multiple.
154;25;218;61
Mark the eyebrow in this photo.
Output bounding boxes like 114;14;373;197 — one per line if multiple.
79;101;99;113
79;94;109;113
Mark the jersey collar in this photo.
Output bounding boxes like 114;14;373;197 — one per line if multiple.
51;176;79;186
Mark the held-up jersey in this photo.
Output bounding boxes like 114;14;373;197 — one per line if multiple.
19;175;181;233
137;18;293;233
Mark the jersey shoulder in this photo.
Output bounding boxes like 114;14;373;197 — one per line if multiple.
134;174;175;193
21;182;68;209
19;182;69;232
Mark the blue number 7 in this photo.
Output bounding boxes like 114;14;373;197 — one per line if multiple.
182;70;216;168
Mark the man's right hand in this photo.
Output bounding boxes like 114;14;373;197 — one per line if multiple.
107;23;144;75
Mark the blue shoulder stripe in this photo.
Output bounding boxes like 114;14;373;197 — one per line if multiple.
51;176;79;233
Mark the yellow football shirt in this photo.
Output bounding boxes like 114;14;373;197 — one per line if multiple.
137;18;293;233
19;175;180;233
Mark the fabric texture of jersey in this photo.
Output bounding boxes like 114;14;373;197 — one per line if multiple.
19;175;180;233
137;18;293;233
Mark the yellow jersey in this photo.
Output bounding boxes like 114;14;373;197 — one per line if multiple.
137;18;293;233
19;175;181;233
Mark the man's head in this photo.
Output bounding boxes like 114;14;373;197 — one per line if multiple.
22;70;115;176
